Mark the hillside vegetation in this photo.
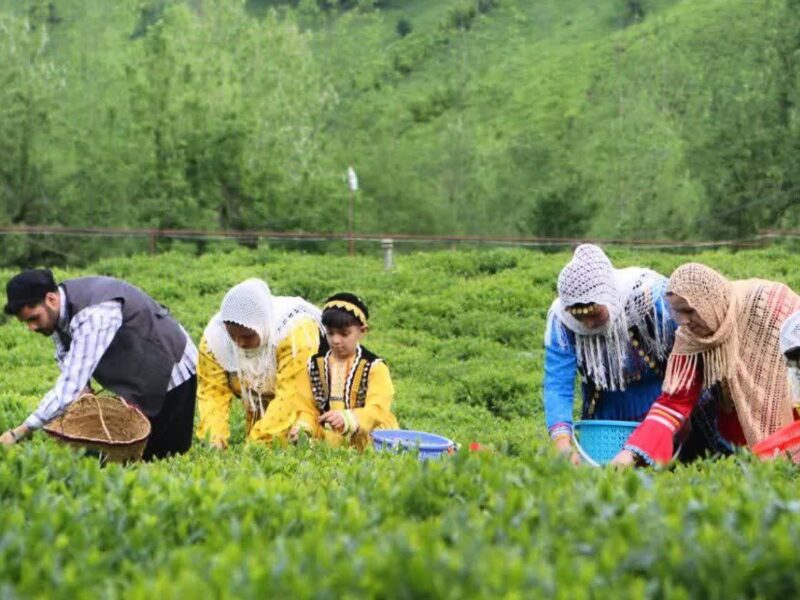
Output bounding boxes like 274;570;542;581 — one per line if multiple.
1;0;799;266
1;248;800;595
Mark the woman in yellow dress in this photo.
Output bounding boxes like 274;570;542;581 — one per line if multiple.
196;278;323;448
290;293;399;449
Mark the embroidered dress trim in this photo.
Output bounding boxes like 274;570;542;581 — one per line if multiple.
624;443;656;466
309;345;377;412
549;423;573;439
308;355;329;412
643;402;687;434
341;346;362;409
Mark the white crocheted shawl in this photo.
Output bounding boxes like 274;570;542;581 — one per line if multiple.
204;278;321;416
545;244;673;391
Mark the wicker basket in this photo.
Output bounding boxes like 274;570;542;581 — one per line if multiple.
44;394;151;463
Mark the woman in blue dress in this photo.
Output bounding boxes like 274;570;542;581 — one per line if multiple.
543;244;676;463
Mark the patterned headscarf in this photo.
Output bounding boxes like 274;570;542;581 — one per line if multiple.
663;263;800;446
546;244;673;391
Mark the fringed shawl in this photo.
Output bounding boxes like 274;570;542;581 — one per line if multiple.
545;244;674;391
664;263;800;446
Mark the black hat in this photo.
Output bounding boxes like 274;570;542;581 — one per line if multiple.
4;269;58;316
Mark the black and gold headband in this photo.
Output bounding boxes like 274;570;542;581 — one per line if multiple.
324;300;368;325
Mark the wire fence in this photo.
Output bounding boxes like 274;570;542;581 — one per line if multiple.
0;224;779;248
0;223;795;268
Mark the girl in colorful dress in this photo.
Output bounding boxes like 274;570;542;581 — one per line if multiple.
290;293;399;449
196;278;323;448
613;263;800;466
544;244;676;463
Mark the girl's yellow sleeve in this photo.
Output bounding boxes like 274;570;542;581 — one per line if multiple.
249;318;322;442
352;361;399;433
196;335;234;446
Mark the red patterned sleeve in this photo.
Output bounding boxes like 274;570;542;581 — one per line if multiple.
624;359;703;465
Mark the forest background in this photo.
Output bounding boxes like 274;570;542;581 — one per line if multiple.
2;0;800;265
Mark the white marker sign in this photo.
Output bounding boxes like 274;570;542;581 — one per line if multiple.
347;166;359;192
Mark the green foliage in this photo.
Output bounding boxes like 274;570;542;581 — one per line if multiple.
0;247;799;595
0;0;342;266
2;0;800;258
395;17;411;37
444;0;498;32
0;13;61;255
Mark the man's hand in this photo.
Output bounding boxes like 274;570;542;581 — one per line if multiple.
1;425;30;446
209;439;226;450
318;411;345;432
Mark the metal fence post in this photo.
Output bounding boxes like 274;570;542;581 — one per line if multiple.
149;230;158;255
381;238;394;270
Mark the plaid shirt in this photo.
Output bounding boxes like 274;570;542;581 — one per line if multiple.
25;288;197;429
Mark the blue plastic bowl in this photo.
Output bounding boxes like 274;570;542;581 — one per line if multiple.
573;420;639;466
372;429;456;460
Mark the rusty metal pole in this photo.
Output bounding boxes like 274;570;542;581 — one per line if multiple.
348;188;355;257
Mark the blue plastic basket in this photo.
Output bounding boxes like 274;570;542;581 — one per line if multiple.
573;420;639;466
372;429;456;460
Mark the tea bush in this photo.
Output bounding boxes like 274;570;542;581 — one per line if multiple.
0;247;799;597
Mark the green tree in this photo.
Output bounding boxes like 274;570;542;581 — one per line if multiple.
0;14;61;262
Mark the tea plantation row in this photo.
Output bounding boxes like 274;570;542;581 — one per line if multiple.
1;246;799;598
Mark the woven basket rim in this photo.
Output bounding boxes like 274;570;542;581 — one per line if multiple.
43;395;151;446
44;427;150;446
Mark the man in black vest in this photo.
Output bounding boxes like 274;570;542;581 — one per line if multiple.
0;269;198;460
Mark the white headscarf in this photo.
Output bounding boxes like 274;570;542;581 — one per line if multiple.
779;310;800;403
545;244;673;391
204;278;322;417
